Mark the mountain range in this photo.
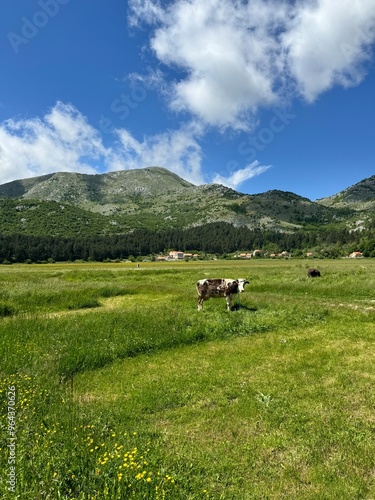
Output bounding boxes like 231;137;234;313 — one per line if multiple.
0;167;374;237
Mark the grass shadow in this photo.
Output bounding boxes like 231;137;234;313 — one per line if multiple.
230;304;258;312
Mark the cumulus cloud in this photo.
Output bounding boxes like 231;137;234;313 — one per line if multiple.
112;123;205;185
0;102;104;184
283;0;375;101
131;0;285;129
0;102;206;186
129;0;375;126
213;161;271;190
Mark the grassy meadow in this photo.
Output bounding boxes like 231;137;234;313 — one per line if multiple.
0;258;374;499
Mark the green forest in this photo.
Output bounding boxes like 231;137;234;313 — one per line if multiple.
1;222;375;263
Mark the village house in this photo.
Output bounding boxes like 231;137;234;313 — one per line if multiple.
349;251;363;258
169;251;184;260
238;252;252;258
157;251;200;261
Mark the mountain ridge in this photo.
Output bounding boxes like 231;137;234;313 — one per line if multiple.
0;167;373;236
317;174;375;210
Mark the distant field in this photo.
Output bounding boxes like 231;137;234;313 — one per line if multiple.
0;259;374;499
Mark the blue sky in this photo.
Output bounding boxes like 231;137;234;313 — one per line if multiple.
0;0;374;200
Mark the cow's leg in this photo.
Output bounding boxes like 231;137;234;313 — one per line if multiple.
198;295;204;311
226;295;232;311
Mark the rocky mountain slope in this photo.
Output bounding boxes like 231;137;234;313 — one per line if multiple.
318;175;375;210
0;167;373;236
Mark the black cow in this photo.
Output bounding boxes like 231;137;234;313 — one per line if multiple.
307;268;321;277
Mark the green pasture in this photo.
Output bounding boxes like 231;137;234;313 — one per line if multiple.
0;259;374;499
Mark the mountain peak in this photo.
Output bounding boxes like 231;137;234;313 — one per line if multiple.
318;174;375;209
0;167;195;205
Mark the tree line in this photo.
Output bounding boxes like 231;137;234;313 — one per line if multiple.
1;222;374;263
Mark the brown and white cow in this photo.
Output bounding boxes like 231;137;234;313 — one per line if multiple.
196;278;249;311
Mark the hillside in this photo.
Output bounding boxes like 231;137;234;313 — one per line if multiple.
0;199;115;237
318;175;375;210
0;167;369;236
0;167;193;205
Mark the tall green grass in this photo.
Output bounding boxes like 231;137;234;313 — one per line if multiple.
0;260;374;498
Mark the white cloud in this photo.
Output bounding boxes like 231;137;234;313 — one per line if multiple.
113;123;205;185
0;102;104;184
141;0;284;129
45;102;105;155
129;0;375;126
213;161;271;190
0;102;207;186
128;0;164;27
283;0;375;101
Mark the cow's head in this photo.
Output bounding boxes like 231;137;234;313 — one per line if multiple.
237;278;249;292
